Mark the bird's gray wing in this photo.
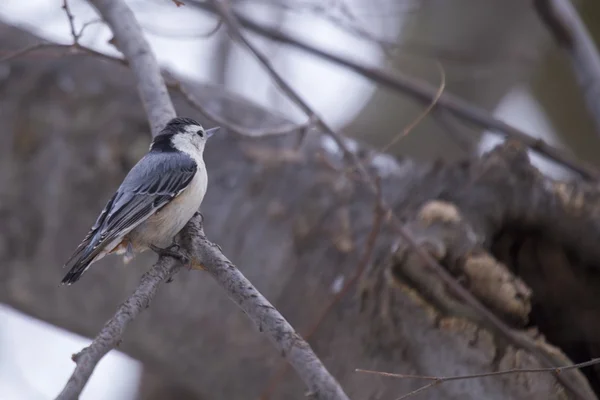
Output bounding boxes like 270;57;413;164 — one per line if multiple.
62;151;197;284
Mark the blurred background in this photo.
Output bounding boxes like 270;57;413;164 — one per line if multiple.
1;0;600;398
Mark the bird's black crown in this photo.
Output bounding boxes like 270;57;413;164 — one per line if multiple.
165;117;200;129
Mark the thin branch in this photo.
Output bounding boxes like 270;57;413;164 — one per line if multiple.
0;43;64;63
209;0;375;190
175;80;313;137
55;259;180;400
356;357;600;400
380;61;445;154
62;0;80;44
211;3;594;399
191;1;600;181
534;0;600;135
55;1;349;399
78;18;103;38
1;40;308;138
90;0;176;136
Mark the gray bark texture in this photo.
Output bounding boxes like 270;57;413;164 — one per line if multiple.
2;22;600;400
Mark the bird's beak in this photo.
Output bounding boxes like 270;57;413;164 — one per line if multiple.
206;127;220;138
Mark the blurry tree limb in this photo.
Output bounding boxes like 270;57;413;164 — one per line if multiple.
56;258;180;400
534;0;600;135
378;61;446;155
431;110;478;153
340;0;548;161
0;32;310;138
2;22;600;400
88;0;175;135
175;79;314;137
54;0;349;399
190;1;600;180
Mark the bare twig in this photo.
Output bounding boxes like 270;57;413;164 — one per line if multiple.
356;358;600;400
78;18;103;38
55;1;349;399
209;0;374;187
1;40;307;138
341;62;444;175
191;1;600;181
0;43;64;63
55;259;180;400
176;80;313;137
90;0;176;136
534;0;600;135
208;0;321;145
380;61;445;154
62;0;80;44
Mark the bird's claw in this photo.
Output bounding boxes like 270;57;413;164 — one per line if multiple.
193;211;204;223
150;243;190;267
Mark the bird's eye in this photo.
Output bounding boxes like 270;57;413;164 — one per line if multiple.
197;130;204;137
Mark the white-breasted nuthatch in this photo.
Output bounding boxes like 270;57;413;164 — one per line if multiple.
62;117;219;285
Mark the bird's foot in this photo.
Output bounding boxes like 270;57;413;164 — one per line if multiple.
150;243;190;268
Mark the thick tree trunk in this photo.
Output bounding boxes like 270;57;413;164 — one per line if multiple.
1;23;599;400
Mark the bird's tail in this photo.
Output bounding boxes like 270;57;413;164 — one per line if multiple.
61;260;94;285
61;235;109;285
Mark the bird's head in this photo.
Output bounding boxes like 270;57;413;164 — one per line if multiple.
151;117;219;154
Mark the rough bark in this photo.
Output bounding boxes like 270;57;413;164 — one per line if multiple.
1;22;600;399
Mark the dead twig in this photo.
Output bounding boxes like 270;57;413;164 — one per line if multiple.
534;0;600;135
175;80;313;137
1;40;307;138
0;43;64;63
62;0;80;44
356;357;600;400
380;61;445;153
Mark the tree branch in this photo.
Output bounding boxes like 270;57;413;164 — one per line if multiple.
534;0;600;135
191;1;600;181
55;0;349;399
90;0;176;136
55;258;180;400
180;217;351;400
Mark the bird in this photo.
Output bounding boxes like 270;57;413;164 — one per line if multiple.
61;117;219;285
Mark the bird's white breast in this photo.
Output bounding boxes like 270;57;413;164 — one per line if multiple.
131;161;207;249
